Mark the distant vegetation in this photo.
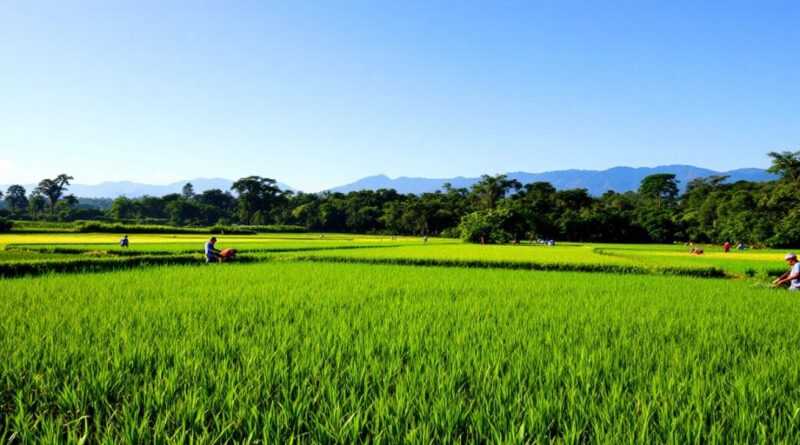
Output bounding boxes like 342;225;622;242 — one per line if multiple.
2;150;800;246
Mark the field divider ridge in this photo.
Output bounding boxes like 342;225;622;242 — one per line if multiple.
0;244;403;278
287;254;730;278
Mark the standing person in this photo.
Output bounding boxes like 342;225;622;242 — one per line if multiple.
205;237;221;263
423;234;428;243
774;253;800;290
723;241;731;253
119;234;129;248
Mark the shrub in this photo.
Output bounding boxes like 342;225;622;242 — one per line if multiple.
459;210;513;244
440;227;461;239
75;222;257;235
0;217;13;233
233;224;308;233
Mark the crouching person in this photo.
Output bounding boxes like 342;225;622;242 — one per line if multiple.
220;248;238;262
773;253;800;290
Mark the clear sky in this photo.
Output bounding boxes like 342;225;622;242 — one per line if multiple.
1;1;797;191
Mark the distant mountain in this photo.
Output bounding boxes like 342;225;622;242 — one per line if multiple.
68;178;237;198
1;166;777;198
327;175;479;195
327;165;777;196
0;178;294;199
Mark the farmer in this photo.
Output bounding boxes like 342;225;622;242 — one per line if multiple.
220;248;238;262
723;241;731;253
690;247;704;255
119;234;129;248
205;237;221;263
773;253;800;290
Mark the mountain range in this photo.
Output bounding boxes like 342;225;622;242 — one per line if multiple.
1;166;776;198
326;165;775;195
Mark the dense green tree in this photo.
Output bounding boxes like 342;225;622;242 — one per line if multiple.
195;189;236;224
138;196;170;221
470;174;521;210
637;174;680;243
0;217;12;232
35;174;73;215
54;195;79;221
231;176;287;225
767;150;800;182
27;192;46;220
110;197;135;221
166;198;202;226
515;182;558;240
459;205;516;244
182;182;195;199
4;185;28;215
639;174;679;212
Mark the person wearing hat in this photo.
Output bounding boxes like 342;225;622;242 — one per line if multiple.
205;236;221;263
773;253;800;290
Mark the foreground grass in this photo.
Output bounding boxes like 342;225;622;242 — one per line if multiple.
2;262;800;443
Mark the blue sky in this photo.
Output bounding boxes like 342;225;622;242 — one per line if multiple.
0;1;797;191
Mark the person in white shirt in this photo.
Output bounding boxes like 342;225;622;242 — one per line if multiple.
773;253;800;290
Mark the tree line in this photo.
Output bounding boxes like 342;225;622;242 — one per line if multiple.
2;151;799;246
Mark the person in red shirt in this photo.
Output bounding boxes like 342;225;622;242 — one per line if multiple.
723;241;731;253
220;248;238;262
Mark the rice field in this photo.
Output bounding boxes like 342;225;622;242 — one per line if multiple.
2;233;799;443
594;245;786;278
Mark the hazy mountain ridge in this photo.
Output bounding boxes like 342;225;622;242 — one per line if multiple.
1;166;776;198
0;178;292;199
328;165;776;196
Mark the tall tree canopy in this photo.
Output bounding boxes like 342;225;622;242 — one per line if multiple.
767;150;800;182
470;174;522;210
231;176;287;225
35;174;73;215
4;185;29;215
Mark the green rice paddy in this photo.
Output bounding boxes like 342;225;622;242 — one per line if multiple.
1;233;798;443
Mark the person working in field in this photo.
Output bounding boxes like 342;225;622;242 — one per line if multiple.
205;237;221;263
773;253;800;290
690;247;704;255
220;248;238;262
119;234;129;248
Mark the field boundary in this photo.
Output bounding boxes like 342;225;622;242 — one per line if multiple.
4;243;400;257
288;254;730;278
0;245;403;278
0;244;742;280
